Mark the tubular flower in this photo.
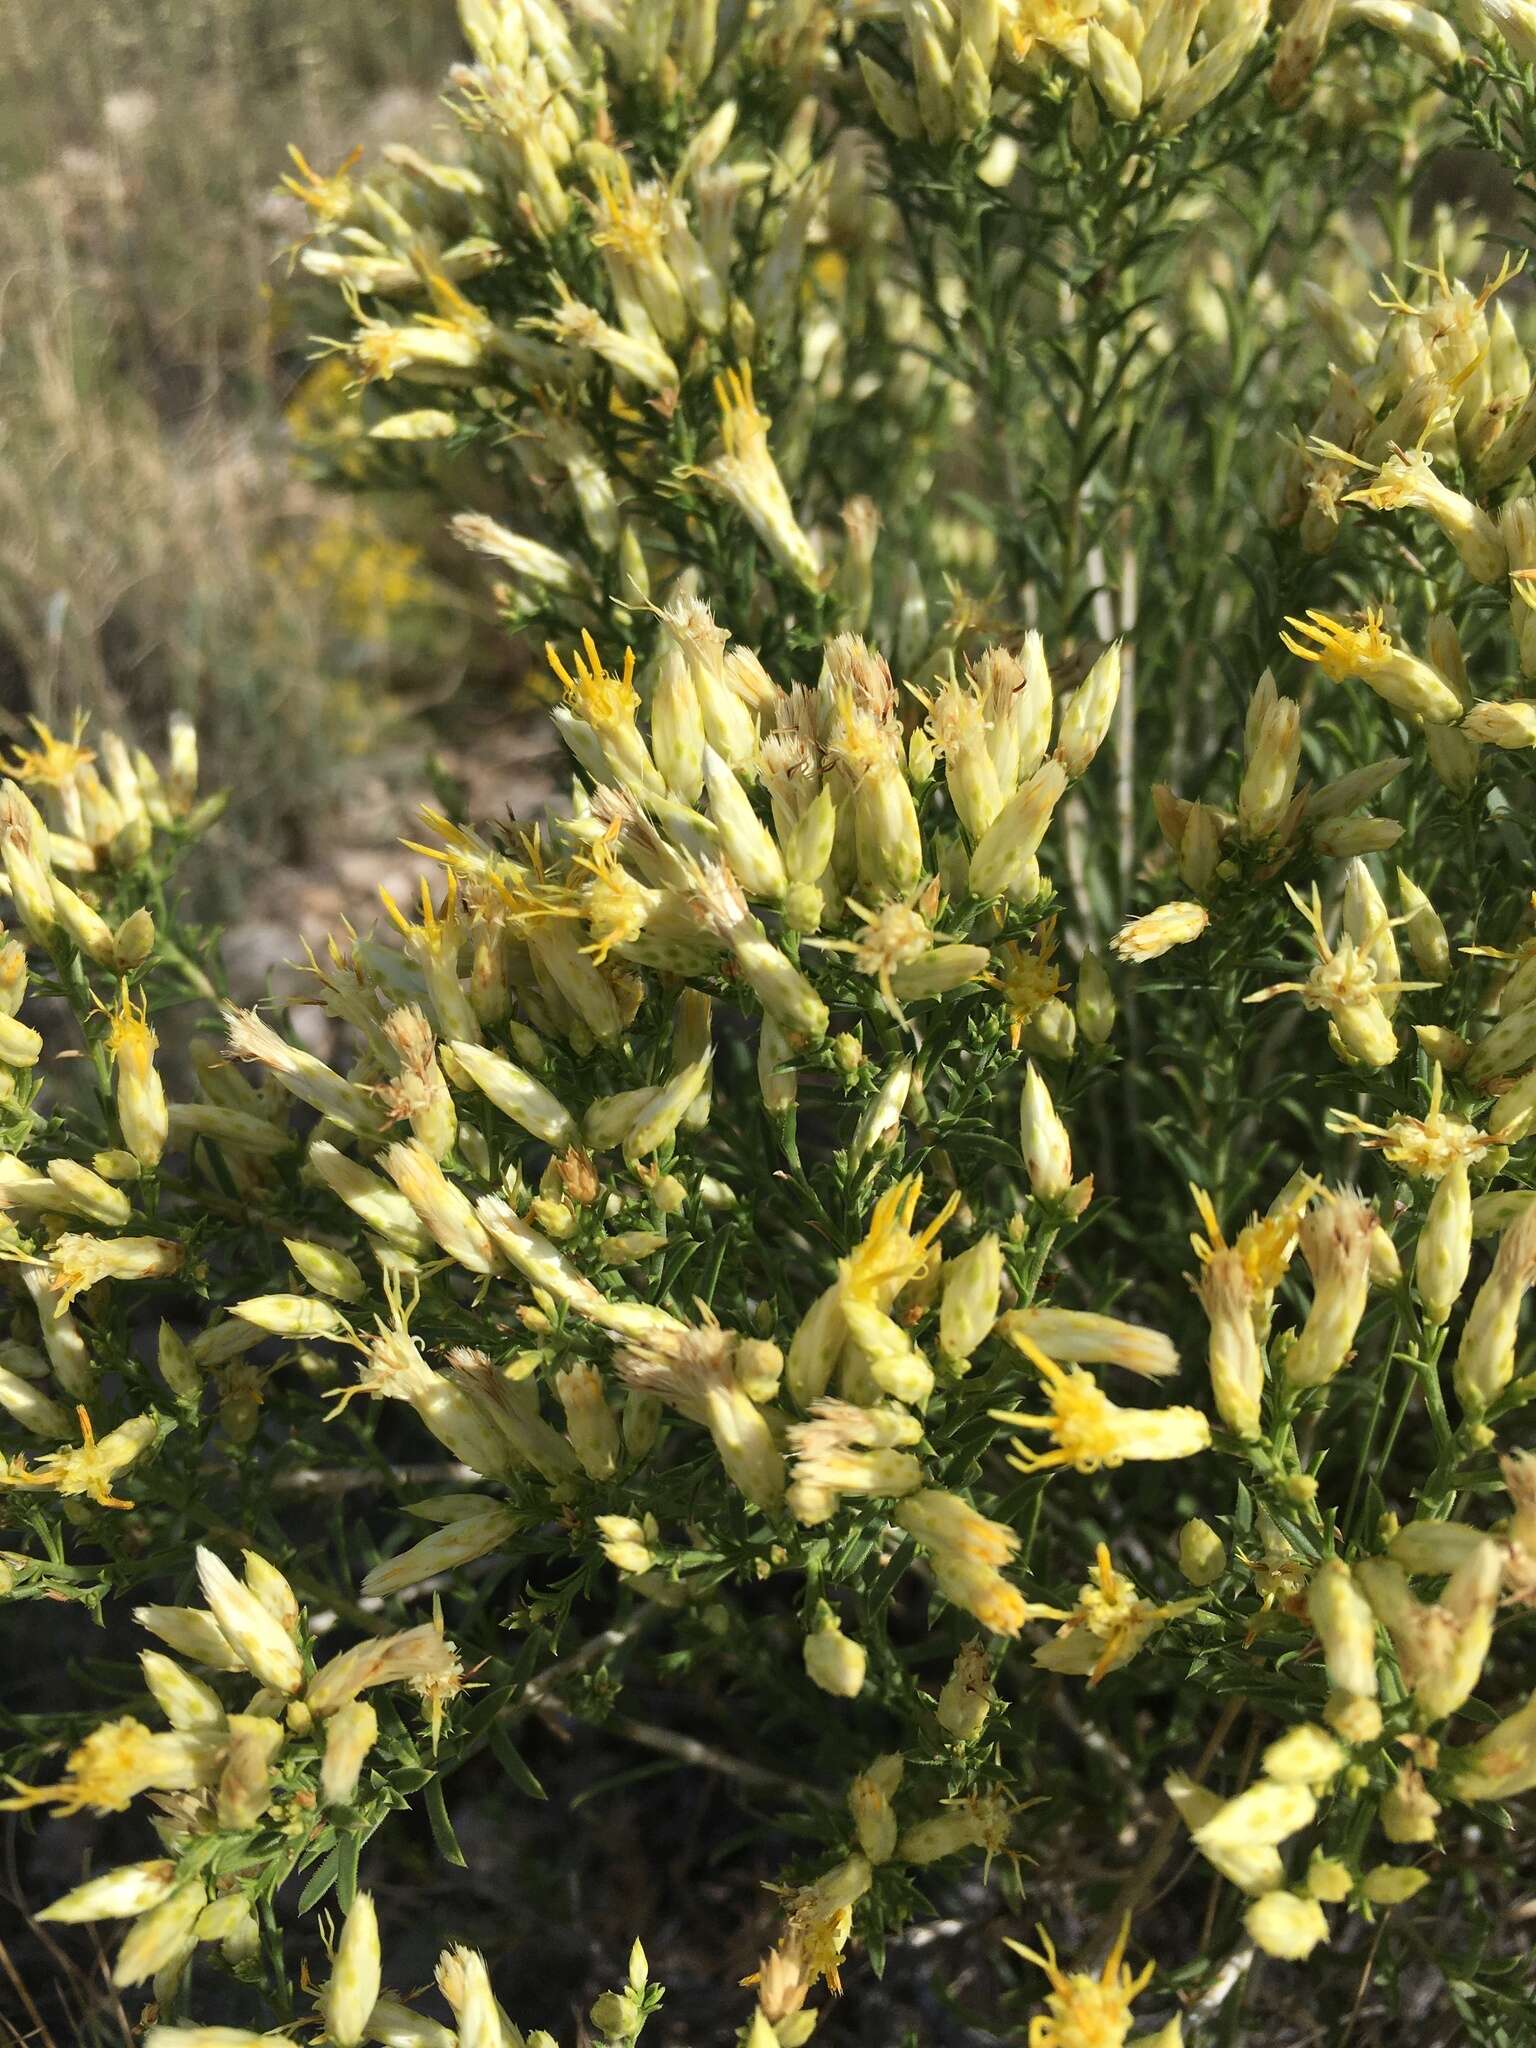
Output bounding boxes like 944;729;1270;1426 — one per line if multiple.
1034;1542;1202;1683
698;365;821;592
306;1619;463;1721
614;1318;786;1510
894;1486;1034;1637
1284;1190;1377;1389
816;886;988;1024
1247;884;1430;1068
1281;607;1465;724
1005;1917;1154;2048
104;984;168;1169
1019;1060;1075;1201
1308;1558;1380;1703
990;1337;1209;1475
1454;1690;1536;1801
786;1397;924;1524
939;1232;1004;1366
1192;1245;1265;1439
1326;1065;1494;1178
0;1717;221;1816
1356;1539;1502;1721
0;1407;157;1509
998;1307;1179;1380
42;1231;181;1316
549;633;663;798
1344;445;1506;583
1453;1203;1536;1411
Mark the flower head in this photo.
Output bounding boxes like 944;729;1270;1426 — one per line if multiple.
1326;1064;1494;1178
990;1338;1209;1475
1006;1917;1154;2048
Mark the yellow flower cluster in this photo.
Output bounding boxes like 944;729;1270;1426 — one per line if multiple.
8;3;1536;2040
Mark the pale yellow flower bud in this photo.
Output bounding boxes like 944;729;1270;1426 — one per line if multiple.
322;1891;381;2048
1087;24;1143;117
443;1039;576;1148
849;1057;913;1168
360;1509;518;1599
968;758;1068;901
936;1638;994;1742
624;1051;712;1162
905;0;956;141
1197;1249;1264;1440
706;747;787;901
1239;695;1302;843
0;1358;74;1437
1001;1307;1178;1380
650;641;705;803
1396;870;1450;980
1453;1203;1536;1409
1285;1192;1375;1388
1382;1764;1441;1844
0;779;56;939
114;1882;205;1986
0;1012;42;1068
50;874;116;964
757;1013;798;1116
283;1239;366;1304
1178;803;1224;893
1019;1061;1072;1201
1466;998;1536;1084
596;1513;656;1575
1112;900;1209;963
382;1140;501;1274
231;1294;348;1338
1306;1856;1353;1903
1056;643;1121;779
1245;1891;1328;1960
195;1548;303;1696
1262;1724;1345;1788
849;1753;903;1862
1462;699;1536;749
1166;1771;1280;1892
1359;1865;1430;1906
1192;1779;1316;1854
556;1363;620;1479
320;1700;378;1808
803;1608;867;1697
39;1860;178;1924
1415;1159;1471;1328
140;1651;226;1732
938;1233;1002;1365
1308;1559;1378;1700
859;53;924;141
1076;946;1116;1044
135;1603;244;1670
1177;1518;1226;1587
1323;1690;1382;1745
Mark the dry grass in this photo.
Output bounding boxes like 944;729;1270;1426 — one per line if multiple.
0;0;487;915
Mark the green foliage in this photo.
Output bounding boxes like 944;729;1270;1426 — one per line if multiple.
6;3;1536;2044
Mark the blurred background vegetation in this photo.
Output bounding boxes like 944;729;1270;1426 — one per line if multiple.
0;0;549;954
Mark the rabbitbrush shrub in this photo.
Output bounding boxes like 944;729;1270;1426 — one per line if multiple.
9;1;1536;2041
